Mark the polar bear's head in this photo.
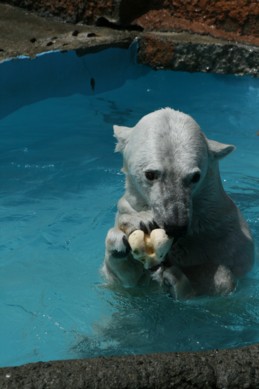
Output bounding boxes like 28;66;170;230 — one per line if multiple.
114;108;235;238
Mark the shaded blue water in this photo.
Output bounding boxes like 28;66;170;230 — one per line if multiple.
0;47;259;367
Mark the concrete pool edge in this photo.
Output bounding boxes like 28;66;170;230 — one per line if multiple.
1;344;259;388
0;4;259;77
138;31;259;77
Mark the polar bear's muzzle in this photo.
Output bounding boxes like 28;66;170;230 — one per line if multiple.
154;200;191;238
163;222;188;238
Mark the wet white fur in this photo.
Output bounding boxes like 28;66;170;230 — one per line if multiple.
102;108;254;298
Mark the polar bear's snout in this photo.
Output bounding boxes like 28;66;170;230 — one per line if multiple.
155;200;191;238
164;222;188;238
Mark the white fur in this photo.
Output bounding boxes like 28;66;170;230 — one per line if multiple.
102;108;254;298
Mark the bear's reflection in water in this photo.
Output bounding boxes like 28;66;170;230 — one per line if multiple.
71;282;259;358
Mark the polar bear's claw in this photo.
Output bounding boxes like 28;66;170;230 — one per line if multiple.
148;220;160;231
139;221;149;234
106;228;130;258
122;235;131;253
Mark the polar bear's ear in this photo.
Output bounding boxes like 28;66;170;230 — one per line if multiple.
113;125;132;152
207;139;236;160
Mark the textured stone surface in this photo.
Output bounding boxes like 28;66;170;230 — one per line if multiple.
1;0;259;45
133;0;259;45
1;345;259;388
0;0;118;24
0;4;258;77
0;4;134;61
138;32;259;76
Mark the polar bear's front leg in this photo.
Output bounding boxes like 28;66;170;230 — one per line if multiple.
153;265;194;300
102;227;146;288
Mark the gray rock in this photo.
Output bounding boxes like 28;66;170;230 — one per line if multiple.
1;345;259;388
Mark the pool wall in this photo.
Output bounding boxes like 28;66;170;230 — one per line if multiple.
0;45;147;120
0;4;259;77
3;0;259;46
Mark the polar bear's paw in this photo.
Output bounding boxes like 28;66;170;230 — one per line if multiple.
128;227;173;269
105;228;131;259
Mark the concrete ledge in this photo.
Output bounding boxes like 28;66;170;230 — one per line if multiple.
0;4;258;77
138;32;259;76
1;345;259;388
0;4;135;61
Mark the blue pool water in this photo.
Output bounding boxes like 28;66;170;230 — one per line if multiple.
0;47;259;367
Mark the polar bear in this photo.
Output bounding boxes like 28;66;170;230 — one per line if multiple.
102;108;254;298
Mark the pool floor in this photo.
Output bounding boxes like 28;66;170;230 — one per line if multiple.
0;48;259;367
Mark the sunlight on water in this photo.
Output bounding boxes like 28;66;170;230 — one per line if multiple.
0;48;259;367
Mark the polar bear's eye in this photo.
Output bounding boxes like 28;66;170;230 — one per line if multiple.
191;171;201;184
145;170;158;181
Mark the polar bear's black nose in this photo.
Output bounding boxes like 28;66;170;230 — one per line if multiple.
164;223;188;238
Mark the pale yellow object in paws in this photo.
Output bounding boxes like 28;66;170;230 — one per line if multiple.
128;229;173;269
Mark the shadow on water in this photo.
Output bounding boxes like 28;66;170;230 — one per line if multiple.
0;45;150;120
71;275;259;358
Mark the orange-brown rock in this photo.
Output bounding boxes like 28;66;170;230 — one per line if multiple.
3;0;259;46
137;32;259;76
133;0;259;45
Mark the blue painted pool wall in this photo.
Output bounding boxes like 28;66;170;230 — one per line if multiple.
0;45;150;119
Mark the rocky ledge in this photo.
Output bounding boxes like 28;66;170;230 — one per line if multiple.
0;4;258;76
1;344;259;388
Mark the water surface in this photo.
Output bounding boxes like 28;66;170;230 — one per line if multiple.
0;48;259;367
